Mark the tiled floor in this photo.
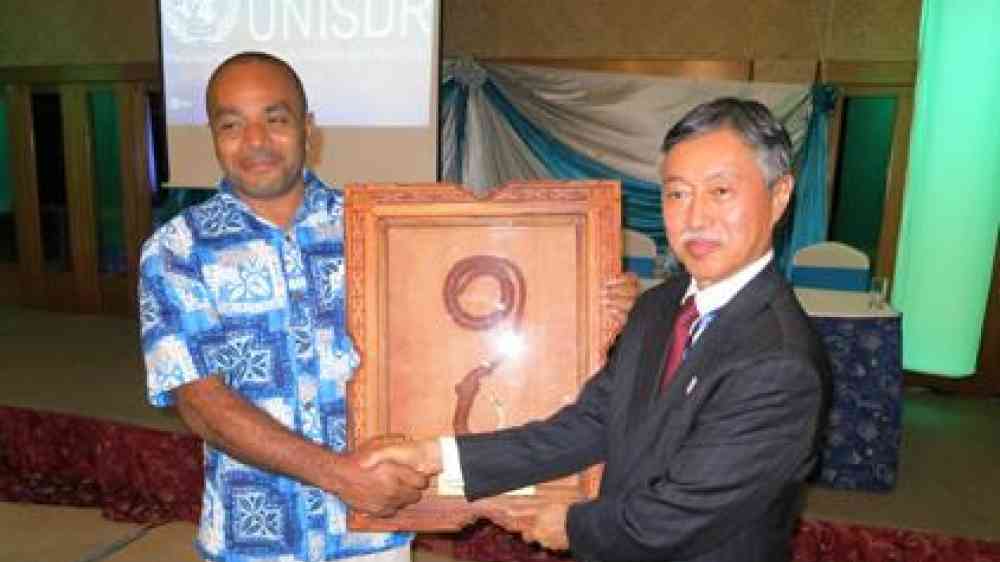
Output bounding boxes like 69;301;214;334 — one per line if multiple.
0;503;464;562
0;503;199;562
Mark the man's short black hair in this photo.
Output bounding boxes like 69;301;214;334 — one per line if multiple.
205;51;308;117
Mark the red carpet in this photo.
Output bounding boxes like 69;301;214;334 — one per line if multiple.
3;405;998;562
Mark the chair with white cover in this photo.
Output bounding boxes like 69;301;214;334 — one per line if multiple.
623;228;662;292
789;241;871;291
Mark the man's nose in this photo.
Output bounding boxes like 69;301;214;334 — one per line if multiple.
242;121;267;146
687;192;708;228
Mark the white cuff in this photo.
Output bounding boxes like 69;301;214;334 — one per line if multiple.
437;436;465;495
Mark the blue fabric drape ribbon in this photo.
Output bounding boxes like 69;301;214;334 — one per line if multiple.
440;79;468;183
779;84;839;274
790;266;870;292
622;256;657;278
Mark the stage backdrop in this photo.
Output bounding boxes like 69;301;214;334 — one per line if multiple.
438;58;828;272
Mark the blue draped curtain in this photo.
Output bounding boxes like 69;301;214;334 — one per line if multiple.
441;60;835;279
484;79;664;248
778;84;839;273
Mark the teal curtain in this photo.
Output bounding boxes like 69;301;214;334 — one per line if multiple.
779;84;839;274
88;90;126;273
477;79;667;250
829;97;897;264
0;98;12;214
0;97;16;263
153;188;215;228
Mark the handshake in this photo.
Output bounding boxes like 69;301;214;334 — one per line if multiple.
342;436;572;551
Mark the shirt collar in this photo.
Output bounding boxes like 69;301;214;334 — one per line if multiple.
683;250;774;316
217;169;330;228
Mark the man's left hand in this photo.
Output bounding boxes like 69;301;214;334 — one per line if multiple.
603;272;639;338
496;499;571;551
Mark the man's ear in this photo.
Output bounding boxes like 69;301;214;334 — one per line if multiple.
305;111;315;149
770;174;794;227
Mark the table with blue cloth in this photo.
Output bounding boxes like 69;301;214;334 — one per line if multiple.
795;288;903;492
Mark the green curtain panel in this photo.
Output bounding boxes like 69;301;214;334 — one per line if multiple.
88;90;126;273
0;99;12;213
0;98;17;263
830;97;897;264
893;0;1000;376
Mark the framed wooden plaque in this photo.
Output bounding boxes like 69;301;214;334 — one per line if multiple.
345;180;621;531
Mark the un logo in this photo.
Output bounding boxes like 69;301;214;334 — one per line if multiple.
162;0;241;44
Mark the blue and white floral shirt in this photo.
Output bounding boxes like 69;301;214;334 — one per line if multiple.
139;171;410;562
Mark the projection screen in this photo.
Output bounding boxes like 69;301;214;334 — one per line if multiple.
157;0;439;188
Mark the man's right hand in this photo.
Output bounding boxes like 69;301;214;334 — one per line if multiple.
328;446;433;517
359;438;443;476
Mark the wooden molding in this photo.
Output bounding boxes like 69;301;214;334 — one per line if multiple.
4;84;45;306
59;83;101;313
821;60;917;87
905;372;999;397
978;240;1000;387
875;90;914;282
482;57;752;81
99;275;133;317
828;83;916;290
826;95;846;226
115;81;154;314
750;59;820;83
0;63;159;85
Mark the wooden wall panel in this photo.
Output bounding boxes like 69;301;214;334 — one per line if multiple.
442;0;918;62
59;83;101;313
820;61;917;284
0;264;20;304
0;1;158;67
822;60;918;86
5;84;45;307
876;88;913;282
751;59;819;83
976;244;1000;388
112;81;154;316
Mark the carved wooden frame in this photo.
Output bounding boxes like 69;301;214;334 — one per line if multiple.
345;180;621;531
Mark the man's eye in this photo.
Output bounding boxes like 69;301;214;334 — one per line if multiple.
663;189;686;201
268;115;290;124
712;186;731;197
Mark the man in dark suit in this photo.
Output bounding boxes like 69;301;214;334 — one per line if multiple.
367;97;830;562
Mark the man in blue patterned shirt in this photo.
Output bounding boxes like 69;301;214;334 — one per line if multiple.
139;52;431;562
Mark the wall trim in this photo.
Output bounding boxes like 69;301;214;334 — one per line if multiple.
0;63;159;85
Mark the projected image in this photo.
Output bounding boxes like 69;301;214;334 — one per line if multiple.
160;0;434;127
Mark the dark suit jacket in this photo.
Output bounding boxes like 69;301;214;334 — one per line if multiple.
457;264;831;562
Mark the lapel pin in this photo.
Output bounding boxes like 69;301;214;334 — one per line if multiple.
686;376;698;396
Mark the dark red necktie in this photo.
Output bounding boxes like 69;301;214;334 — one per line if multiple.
660;297;699;391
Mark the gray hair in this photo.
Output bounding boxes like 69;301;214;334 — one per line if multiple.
660;97;792;187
